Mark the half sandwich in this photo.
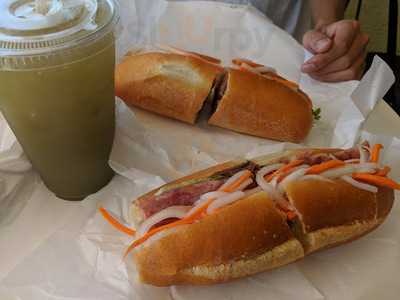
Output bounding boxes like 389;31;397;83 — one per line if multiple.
115;49;313;143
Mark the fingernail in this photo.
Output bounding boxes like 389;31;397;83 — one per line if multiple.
301;63;316;73
315;38;330;51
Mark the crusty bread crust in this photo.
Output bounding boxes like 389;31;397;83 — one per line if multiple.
208;68;313;143
376;187;394;220
133;192;303;286
286;180;378;233
178;238;304;285
297;220;377;254
115;52;223;124
286;180;394;254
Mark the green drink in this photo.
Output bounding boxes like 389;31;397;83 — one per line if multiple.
0;0;119;200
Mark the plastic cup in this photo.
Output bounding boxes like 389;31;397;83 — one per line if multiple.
0;0;119;200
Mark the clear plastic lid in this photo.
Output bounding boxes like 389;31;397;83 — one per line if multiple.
0;0;119;68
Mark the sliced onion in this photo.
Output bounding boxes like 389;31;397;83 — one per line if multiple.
320;163;378;178
341;175;378;193
207;191;245;214
136;206;192;238
200;191;227;201
186;191;227;217
186;199;211;217
271;164;309;189
298;175;334;183
345;159;360;163
218;170;249;191
244;186;262;197
257;163;284;178
187;191;229;215
319;165;355;178
234;178;253;191
278;168;308;192
329;154;338;160
359;145;369;163
256;171;285;202
190;197;209;209
139;226;179;251
270;175;279;187
356;162;379;173
362;145;371;153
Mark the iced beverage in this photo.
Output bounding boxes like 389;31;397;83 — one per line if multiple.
0;0;119;200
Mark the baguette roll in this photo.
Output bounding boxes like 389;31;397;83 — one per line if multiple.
208;68;313;143
115;52;223;124
133;192;304;286
286;180;393;254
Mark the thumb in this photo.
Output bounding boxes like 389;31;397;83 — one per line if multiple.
302;30;332;54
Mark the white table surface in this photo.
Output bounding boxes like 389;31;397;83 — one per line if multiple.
0;99;399;295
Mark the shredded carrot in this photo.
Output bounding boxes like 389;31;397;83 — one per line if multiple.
277;166;304;183
305;160;345;175
187;198;216;220
124;218;190;257
123;197;216;257
124;198;217;257
124;170;254;255
352;173;400;190
266;160;304;182
286;211;297;221
375;166;391;177
222;170;253;192
275;201;297;221
232;58;263;68
99;207;136;236
370;144;383;163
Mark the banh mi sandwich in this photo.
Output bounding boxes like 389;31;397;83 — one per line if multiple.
100;142;398;286
115;47;314;143
208;58;313;142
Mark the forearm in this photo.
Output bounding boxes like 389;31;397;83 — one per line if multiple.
309;0;348;29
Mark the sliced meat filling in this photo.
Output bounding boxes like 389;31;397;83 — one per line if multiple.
137;180;225;219
279;146;362;165
213;160;259;178
197;71;228;122
211;71;229;114
137;161;259;219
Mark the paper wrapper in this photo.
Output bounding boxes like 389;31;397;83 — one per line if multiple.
0;1;399;299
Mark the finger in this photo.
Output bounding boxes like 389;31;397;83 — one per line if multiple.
312;32;369;75
302;21;360;73
302;30;333;54
324;20;360;39
309;51;367;82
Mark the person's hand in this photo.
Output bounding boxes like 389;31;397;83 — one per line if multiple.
301;20;369;82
